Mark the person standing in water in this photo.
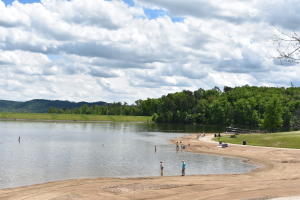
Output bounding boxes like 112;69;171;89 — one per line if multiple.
181;160;186;176
176;144;180;151
180;141;184;150
155;145;157;153
18;136;21;143
160;161;164;176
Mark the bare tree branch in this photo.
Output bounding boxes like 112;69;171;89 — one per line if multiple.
275;30;300;63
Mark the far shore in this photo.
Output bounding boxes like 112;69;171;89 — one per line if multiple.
1;134;300;200
0;118;148;124
0;112;152;123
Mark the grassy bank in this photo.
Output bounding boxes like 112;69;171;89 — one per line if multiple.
215;131;300;149
0;112;152;123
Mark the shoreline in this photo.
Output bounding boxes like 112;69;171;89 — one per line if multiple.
0;113;152;123
173;135;272;176
0;118;148;124
1;134;300;199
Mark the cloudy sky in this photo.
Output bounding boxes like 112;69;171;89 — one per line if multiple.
0;0;299;103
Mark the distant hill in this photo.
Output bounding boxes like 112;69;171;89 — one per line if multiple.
0;99;107;113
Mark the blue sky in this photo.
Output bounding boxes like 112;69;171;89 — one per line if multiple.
122;0;134;6
2;0;40;4
0;0;299;102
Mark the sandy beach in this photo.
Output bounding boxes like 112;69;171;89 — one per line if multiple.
1;134;300;200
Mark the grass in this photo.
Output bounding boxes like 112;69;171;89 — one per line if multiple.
214;131;300;149
0;112;152;123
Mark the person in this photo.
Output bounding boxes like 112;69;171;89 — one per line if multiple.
160;161;164;176
18;136;21;143
181;160;186;176
180;141;183;150
176;143;180;151
155;145;157;152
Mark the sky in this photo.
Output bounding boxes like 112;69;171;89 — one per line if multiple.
0;0;300;103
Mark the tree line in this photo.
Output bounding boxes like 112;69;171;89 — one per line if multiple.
48;86;300;131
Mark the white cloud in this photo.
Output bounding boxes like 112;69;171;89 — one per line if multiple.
0;0;299;103
257;0;300;30
137;0;259;23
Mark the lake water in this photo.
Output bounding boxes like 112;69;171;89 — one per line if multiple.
0;121;256;189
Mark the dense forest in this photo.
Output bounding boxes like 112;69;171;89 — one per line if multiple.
48;86;300;131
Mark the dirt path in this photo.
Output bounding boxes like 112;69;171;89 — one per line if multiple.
1;134;300;200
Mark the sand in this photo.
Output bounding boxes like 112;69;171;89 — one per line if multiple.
1;134;300;200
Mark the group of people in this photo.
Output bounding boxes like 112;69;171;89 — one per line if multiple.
176;141;190;151
156;141;189;152
160;160;186;176
198;133;206;138
155;141;189;176
214;133;222;137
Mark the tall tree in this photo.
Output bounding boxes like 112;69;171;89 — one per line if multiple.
262;98;283;132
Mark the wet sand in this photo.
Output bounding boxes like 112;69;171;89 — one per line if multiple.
1;134;300;200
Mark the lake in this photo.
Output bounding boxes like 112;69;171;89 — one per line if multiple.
0;121;256;189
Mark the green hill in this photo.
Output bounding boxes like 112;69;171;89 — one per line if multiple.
0;99;107;113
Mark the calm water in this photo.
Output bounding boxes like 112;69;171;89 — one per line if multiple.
0;121;255;189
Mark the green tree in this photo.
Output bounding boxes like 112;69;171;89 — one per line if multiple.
262;98;283;132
